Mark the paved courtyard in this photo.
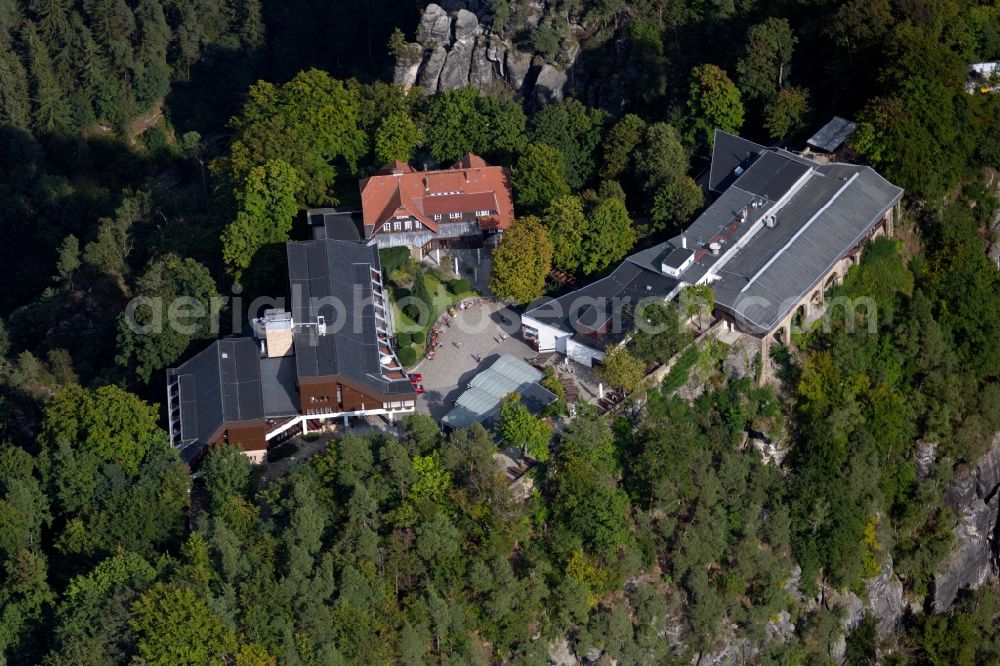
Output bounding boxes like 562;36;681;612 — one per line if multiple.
411;301;537;419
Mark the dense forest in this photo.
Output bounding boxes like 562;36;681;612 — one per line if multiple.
2;0;1000;663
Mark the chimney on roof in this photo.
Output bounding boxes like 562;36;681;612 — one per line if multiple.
681;235;687;249
423;163;428;172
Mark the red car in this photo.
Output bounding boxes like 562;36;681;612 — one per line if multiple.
408;373;422;384
413;384;425;394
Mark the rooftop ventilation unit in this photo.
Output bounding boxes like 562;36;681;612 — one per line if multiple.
709;242;722;255
764;215;777;229
733;165;744;177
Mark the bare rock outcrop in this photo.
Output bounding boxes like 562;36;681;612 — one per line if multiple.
505;47;533;90
453;8;480;43
392;42;425;91
533;63;568;104
394;2;576;101
866;555;905;637
914;440;937;480
418;45;448;94
416;4;452;46
438;40;475;91
934;432;1000;611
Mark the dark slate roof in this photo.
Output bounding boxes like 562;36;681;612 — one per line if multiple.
524;258;679;351
708;130;765;193
807;116;857;153
259;355;299;417
732;151;812;200
286;239;415;398
308;208;364;242
167;337;264;461
661;246;693;269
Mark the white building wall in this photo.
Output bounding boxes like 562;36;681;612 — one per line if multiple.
521;315;568;353
565;338;605;367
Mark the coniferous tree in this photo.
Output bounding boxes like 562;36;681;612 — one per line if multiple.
22;21;70;133
134;0;171;110
0;37;30;127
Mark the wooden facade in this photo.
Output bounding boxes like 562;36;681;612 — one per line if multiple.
298;376;407;414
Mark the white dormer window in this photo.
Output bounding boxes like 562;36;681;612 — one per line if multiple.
475;210;491;217
382;222;390;231
393;221;402;231
415;221;423;229
449;212;462;219
404;220;412;230
432;214;442;221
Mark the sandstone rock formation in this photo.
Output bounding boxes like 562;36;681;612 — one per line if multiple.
393;2;578;102
934;432;1000;610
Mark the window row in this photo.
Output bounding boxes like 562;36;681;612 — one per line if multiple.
383;220;424;232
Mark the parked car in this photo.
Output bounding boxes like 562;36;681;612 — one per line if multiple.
413;384;425;394
408;373;422;384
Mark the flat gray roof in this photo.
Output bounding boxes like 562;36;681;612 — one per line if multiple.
680;160;902;334
807;116;857;153
530;138;903;343
259;355;299;417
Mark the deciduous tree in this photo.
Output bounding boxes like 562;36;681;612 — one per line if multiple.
490;216;552;304
765;86;811;140
497;393;552;462
736;18;796;105
686;64;744;147
41;385;167;474
131;583;238;665
221;159;302;279
513;143;571;213
581;197;635;275
375;111;422;164
544;195;586;273
649;176;702;232
635;122;688;193
116;254;220;383
598;345;645;393
228;69;365;205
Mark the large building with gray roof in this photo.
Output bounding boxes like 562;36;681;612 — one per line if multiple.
167;238;416;464
521;130;903;367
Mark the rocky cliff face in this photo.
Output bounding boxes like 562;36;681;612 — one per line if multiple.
934;432;1000;610
394;2;579;105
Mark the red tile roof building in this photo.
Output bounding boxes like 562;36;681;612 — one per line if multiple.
356;153;515;251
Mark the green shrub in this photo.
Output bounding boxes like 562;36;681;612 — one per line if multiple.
661;345;700;394
380;247;410;277
397;346;418;366
396;331;412;346
301;432;322;442
449;278;471;294
393;287;411;302
144;121;173;158
412;330;426;344
541;367;567;417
